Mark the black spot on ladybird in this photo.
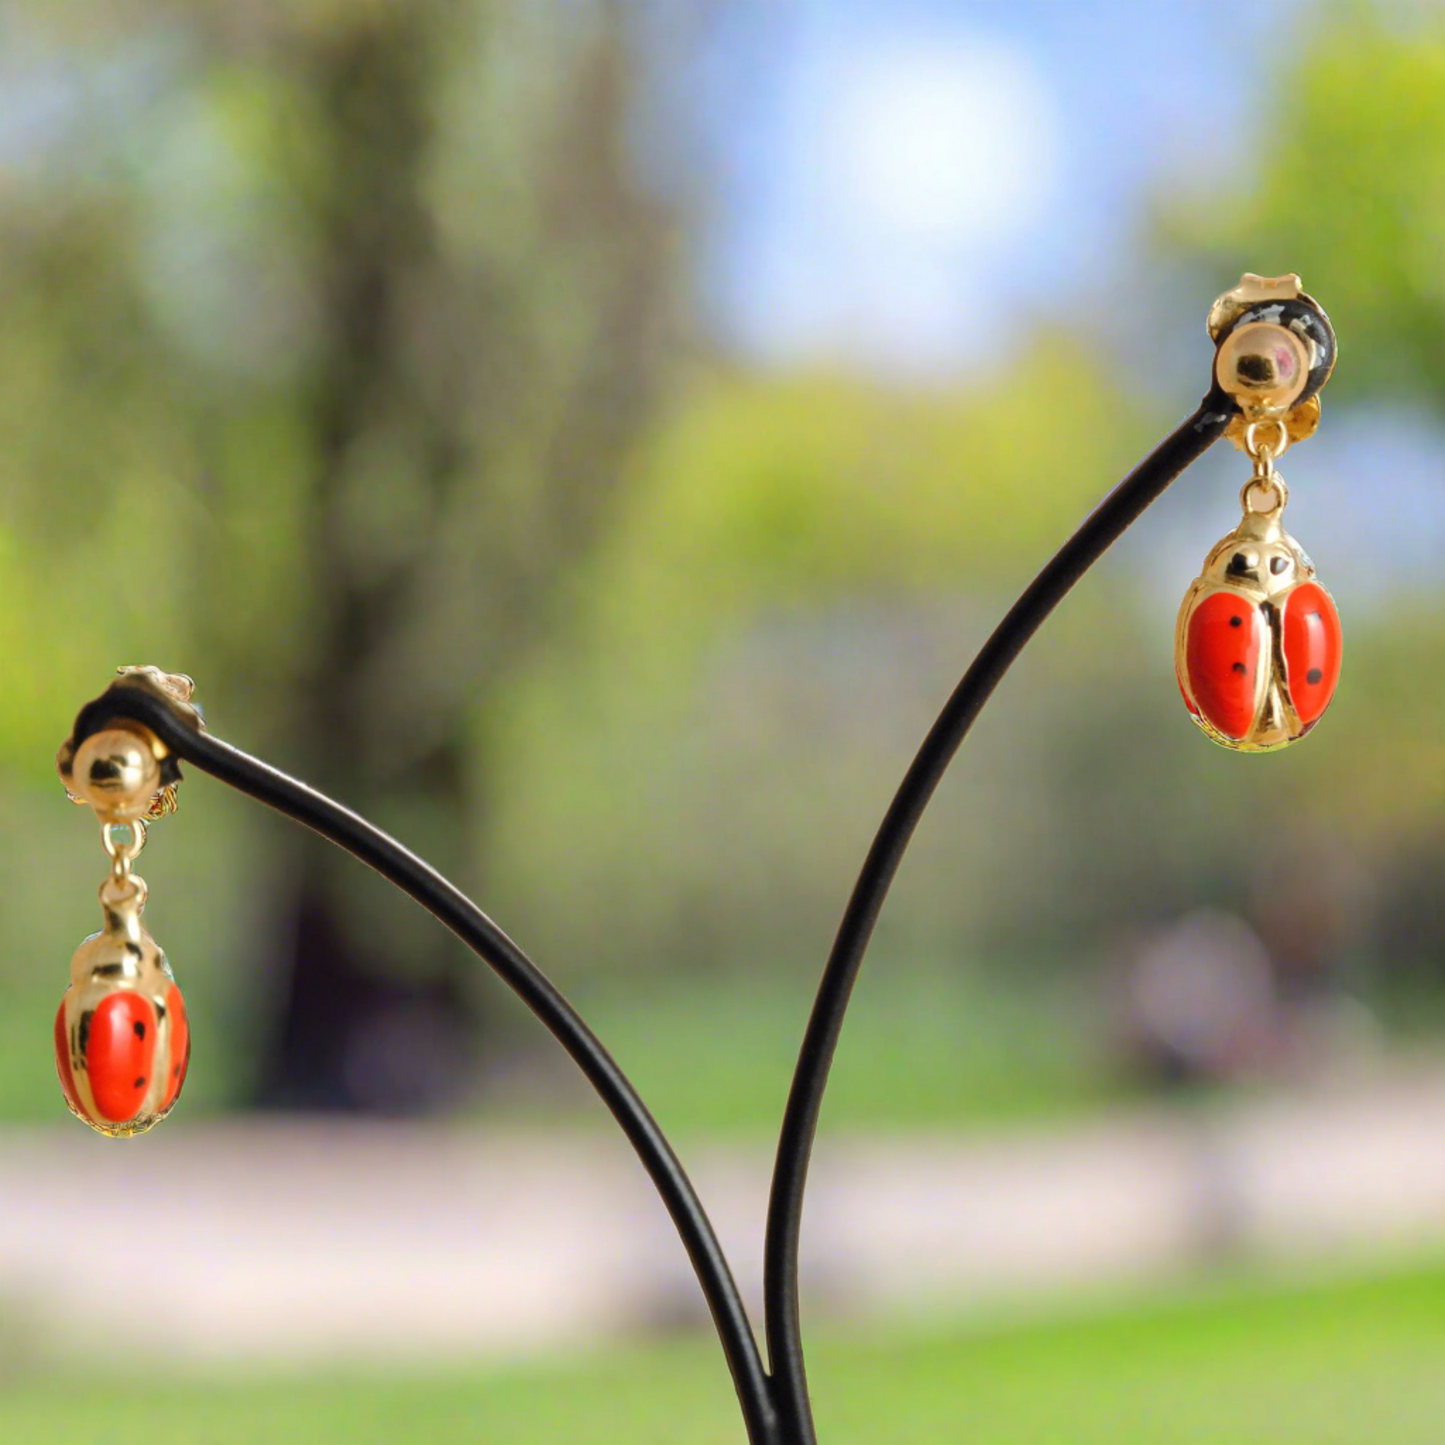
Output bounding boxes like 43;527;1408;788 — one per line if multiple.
1229;615;1243;628
133;1021;146;1040
133;1077;146;1089
1307;667;1323;685
1232;662;1248;674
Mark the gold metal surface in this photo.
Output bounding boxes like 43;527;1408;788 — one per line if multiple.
65;727;163;823
55;670;198;1136
1207;273;1333;444
1182;275;1339;751
1206;273;1304;341
1224;394;1321;451
57;862;186;1138
116;665;196;706
1174;492;1334;752
1215;320;1310;414
57;665;204;819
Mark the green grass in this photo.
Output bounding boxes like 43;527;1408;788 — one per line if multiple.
5;1258;1443;1444
484;961;1134;1139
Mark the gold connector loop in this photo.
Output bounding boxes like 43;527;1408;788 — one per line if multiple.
1240;474;1289;517
101;818;147;877
1243;418;1289;466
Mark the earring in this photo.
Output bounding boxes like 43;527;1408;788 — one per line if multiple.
1176;275;1341;752
54;669;195;1135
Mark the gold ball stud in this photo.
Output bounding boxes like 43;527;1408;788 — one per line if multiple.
1215;321;1311;415
67;727;163;822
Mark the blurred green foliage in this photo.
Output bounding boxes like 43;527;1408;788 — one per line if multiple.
4;1;1445;1124
0;1;679;1111
485;961;1127;1139
1163;5;1445;407
1157;0;1445;978
484;0;1445;994
5;1256;1444;1443
487;353;1178;975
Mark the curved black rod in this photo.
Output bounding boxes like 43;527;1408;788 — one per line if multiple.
762;392;1236;1443
66;686;781;1445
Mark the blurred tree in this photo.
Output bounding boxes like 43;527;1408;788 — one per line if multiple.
485;353;1185;977
1160;0;1445;972
12;0;1445;1129
255;6;673;1110
1159;4;1445;408
489;0;1445;985
0;2;674;1110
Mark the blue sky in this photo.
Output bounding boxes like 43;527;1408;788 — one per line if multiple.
3;0;1437;604
676;0;1445;609
690;0;1302;375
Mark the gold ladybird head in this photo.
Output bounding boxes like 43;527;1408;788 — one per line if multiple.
1197;508;1314;602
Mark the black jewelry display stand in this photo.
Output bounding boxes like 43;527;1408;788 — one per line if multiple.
64;287;1333;1443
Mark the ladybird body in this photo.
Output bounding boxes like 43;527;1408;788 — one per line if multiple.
1175;509;1341;751
54;903;190;1137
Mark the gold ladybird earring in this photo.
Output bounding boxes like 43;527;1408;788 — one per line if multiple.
1176;275;1341;752
53;668;198;1135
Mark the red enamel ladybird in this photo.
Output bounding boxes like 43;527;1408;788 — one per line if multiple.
54;894;190;1137
1175;507;1341;751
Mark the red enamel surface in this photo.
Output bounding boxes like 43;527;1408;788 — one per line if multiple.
162;982;190;1110
1186;590;1263;740
1176;669;1200;717
86;991;158;1123
1283;581;1342;727
54;997;83;1115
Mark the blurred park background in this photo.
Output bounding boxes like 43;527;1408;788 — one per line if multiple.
4;0;1445;1440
